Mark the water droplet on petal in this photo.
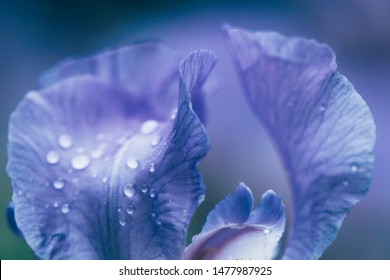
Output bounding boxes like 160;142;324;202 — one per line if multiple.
151;210;156;217
46;151;60;164
319;104;327;112
141;120;159;134
149;189;156;198
350;163;359;173
61;204;70;214
151;135;161;146
71;154;91;170
117;136;127;145
58;134;73;149
119;217;126;226
156;217;162;225
126;205;135;215
91;149;104;159
263;229;271;234
102;176;108;183
149;163;155;173
170;108;178;120
141;184;148;194
126;157;139;169
117;207;122;213
124;184;136;198
53;180;65;190
53;201;59;208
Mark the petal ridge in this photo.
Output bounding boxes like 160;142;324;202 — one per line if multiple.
223;25;376;259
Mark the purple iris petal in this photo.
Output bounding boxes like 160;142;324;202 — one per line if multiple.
39;42;209;123
183;183;285;260
223;25;376;259
7;43;216;259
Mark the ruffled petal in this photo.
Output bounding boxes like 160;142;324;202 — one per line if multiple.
38;42;209;123
246;190;285;233
197;183;253;238
108;49;216;259
223;25;376;259
7;45;216;259
183;185;285;260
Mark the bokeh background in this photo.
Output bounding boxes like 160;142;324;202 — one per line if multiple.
1;0;389;259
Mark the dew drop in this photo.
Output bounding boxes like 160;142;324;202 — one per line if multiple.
140;120;159;134
71;154;91;170
117;136;127;145
124;184;136;198
46;151;60;165
319;104;327;112
141;184;148;194
119;217;126;226
149;163;156;173
151;210;156;217
53;201;59;208
102;176;108;183
170;108;178;120
149;188;156;198
151;135;161;146
263;229;271;234
117;207;122;213
58;134;73;149
126;157;139;169
156;217;162;225
350;163;359;173
53;180;65;190
126;205;135;215
61;204;70;214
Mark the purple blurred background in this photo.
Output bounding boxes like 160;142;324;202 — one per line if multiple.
1;0;389;259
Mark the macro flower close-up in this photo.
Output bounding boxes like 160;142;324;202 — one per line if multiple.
1;1;389;261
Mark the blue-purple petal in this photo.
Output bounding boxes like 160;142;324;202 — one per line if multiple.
184;184;285;260
223;25;376;259
107;49;216;259
38;42;209;123
197;183;253;238
246;190;285;232
7;45;216;259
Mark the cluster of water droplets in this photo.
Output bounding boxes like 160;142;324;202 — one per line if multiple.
118;119;169;227
44;130;122;215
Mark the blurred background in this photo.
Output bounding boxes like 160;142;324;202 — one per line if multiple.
1;0;389;259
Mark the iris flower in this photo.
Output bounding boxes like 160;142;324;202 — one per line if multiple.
6;25;375;260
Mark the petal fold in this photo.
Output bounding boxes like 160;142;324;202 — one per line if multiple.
223;25;376;259
7;44;216;259
108;49;216;259
184;184;285;260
